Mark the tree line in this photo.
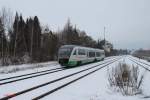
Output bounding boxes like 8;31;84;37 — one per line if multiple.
0;8;114;66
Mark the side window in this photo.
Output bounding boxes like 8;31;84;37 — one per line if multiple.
96;52;101;57
73;50;76;55
89;51;95;57
89;52;92;57
78;49;86;55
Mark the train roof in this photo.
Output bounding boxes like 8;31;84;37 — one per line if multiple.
60;45;77;48
60;45;104;51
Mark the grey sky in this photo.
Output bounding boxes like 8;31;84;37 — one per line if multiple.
0;0;150;49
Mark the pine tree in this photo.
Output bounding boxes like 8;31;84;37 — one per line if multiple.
24;18;31;53
12;12;19;57
62;19;80;45
31;16;41;61
16;15;27;55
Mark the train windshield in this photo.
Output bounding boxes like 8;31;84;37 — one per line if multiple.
58;47;73;57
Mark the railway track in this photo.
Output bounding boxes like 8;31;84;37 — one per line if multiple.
0;56;117;86
0;67;65;86
0;57;121;100
130;56;150;67
0;67;61;82
129;57;150;72
32;58;121;100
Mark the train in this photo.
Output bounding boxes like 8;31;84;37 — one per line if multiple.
58;45;105;67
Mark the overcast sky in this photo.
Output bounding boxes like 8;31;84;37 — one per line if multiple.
0;0;150;49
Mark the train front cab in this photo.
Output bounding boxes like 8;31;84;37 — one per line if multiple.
58;46;78;67
58;46;72;66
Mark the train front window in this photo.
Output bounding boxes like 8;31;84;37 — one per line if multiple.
59;47;73;57
73;50;77;55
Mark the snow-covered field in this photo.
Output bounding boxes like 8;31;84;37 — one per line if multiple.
0;55;150;100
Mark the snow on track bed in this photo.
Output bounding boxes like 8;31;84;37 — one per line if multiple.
0;56;121;99
0;56;118;86
40;57;123;100
130;56;150;66
32;59;121;100
0;67;64;86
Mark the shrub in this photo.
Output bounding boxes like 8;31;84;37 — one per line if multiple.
107;62;144;95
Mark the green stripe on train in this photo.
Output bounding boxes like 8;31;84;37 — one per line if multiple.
68;61;78;66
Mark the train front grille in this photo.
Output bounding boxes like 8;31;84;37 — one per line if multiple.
59;59;69;65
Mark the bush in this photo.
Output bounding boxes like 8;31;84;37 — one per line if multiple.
107;62;144;95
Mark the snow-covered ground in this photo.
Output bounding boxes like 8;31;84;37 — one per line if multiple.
89;56;150;100
0;61;58;74
0;56;150;100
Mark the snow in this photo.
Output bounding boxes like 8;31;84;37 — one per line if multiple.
0;61;58;74
0;56;150;100
90;56;150;100
0;57;117;99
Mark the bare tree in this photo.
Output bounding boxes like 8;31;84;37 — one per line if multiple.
0;7;13;65
0;7;13;33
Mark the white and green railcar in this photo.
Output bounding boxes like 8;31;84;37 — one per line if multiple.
58;45;105;67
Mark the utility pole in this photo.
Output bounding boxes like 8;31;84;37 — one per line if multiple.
104;27;105;41
104;26;106;47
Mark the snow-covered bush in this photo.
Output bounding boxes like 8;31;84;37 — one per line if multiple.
0;53;32;66
0;58;12;66
107;62;144;95
20;54;31;63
